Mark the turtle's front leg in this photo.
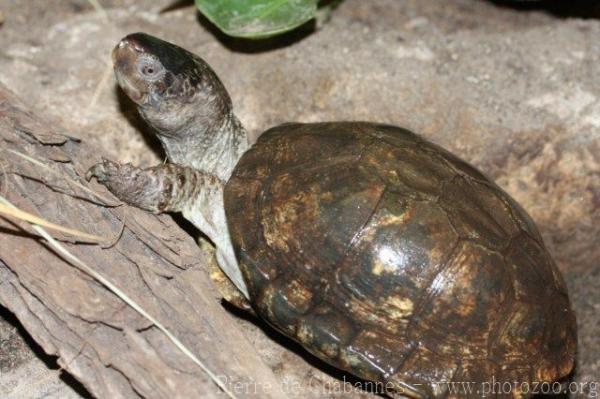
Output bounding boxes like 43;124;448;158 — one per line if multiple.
87;159;253;307
86;159;205;213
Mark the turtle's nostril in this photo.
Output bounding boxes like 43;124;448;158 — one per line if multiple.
119;35;145;53
112;36;145;66
116;36;145;54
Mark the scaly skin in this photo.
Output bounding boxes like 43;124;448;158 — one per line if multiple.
87;33;250;299
86;161;211;213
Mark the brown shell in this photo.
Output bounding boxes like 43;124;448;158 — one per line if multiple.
224;122;576;398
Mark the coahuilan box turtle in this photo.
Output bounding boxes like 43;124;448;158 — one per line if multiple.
87;33;576;398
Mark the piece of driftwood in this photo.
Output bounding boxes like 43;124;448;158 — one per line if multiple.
0;83;288;399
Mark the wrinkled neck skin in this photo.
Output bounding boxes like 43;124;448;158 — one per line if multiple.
145;106;251;298
153;111;250;181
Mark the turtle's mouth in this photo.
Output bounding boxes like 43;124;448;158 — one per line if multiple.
112;38;149;105
115;73;145;104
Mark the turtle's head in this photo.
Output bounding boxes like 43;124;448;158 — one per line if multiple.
113;33;232;135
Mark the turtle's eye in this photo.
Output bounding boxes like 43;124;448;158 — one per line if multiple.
143;65;155;75
137;58;164;80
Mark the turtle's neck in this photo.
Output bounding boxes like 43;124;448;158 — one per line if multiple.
157;112;250;181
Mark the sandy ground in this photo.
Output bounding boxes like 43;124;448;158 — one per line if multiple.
0;0;598;397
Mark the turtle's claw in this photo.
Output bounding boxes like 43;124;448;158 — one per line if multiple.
86;159;120;183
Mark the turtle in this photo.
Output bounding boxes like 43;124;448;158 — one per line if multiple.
87;33;576;398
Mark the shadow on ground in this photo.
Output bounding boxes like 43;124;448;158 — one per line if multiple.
0;305;93;398
488;0;600;19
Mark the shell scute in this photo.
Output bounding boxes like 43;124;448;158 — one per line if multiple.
415;240;512;358
362;141;456;199
336;196;459;329
297;302;356;360
438;177;521;250
258;162;386;276
340;330;414;382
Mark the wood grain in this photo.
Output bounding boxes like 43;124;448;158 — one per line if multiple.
0;83;287;399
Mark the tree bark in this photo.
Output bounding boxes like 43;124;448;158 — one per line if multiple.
0;83;287;399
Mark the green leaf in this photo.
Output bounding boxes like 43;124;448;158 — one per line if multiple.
195;0;318;39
